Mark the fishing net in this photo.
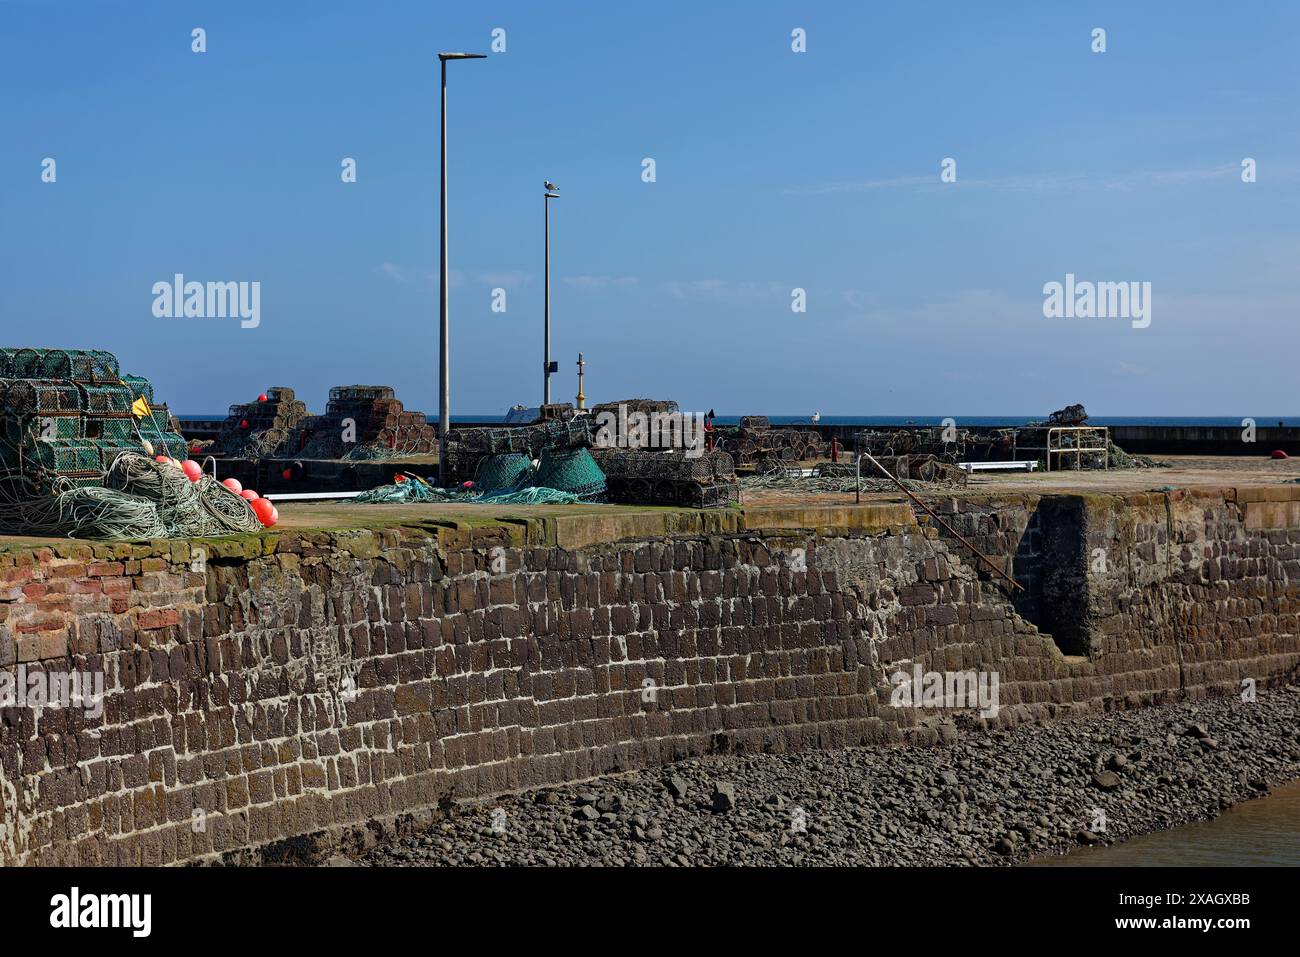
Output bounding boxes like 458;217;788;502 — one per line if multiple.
443;417;593;484
473;452;534;491
352;445;603;505
354;481;581;506
534;447;606;500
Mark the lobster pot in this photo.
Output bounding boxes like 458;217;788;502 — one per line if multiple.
4;379;84;414
442;447;483;486
30;440;101;474
9;348;47;379
473;453;533;492
330;385;394;403
39;349;120;383
44;414;85;440
121;374;154;405
90;440;148;471
534;447;606;500
144;407;172;435
541;417;592;451
709;451;736;479
0;412;81;444
156;432;189;459
686;482;741;509
77;382;133;413
88;414;137;442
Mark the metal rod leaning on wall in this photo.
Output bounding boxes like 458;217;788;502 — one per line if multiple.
856;450;1024;593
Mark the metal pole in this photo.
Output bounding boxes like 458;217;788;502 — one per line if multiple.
544;193;551;406
857;449;1023;592
437;56;449;486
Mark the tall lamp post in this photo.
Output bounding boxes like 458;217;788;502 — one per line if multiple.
543;181;560;405
436;51;486;487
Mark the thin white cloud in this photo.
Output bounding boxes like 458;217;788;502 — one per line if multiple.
662;279;788;303
785;163;1286;196
377;263;406;282
562;275;639;290
477;270;533;289
418;267;464;288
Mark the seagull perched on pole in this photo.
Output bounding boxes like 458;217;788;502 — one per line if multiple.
545;181;559;192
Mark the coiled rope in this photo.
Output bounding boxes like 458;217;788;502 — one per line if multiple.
0;452;262;539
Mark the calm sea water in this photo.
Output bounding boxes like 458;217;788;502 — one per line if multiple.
179;414;1300;427
1028;778;1300;867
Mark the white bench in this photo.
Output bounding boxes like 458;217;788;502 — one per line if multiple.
959;461;1039;473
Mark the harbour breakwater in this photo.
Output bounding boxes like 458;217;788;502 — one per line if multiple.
1;486;1298;865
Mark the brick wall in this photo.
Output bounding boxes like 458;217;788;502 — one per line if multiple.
1;489;1298;865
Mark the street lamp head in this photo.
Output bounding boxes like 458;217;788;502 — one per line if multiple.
438;52;487;60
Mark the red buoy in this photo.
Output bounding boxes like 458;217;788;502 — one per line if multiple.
251;498;277;527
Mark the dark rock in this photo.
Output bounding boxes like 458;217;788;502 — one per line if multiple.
712;782;736;813
1092;771;1122;791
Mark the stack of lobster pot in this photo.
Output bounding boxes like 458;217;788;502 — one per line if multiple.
292;384;438;460
590;448;739;508
445;417;593;486
210;386;310;458
716;416;824;467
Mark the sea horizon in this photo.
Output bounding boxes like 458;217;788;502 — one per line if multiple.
178;413;1300;428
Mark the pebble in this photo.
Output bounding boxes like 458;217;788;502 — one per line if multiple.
358;690;1300;867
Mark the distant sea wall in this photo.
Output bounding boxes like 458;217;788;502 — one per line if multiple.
2;488;1298;865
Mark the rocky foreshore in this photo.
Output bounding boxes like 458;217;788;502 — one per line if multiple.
357;688;1300;867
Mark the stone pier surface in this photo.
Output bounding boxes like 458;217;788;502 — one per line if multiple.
1;485;1299;865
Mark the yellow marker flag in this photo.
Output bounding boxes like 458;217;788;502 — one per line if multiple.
131;396;151;419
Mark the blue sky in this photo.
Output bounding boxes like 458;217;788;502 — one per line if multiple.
2;1;1296;417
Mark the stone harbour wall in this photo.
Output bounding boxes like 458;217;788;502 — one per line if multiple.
1;487;1298;866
